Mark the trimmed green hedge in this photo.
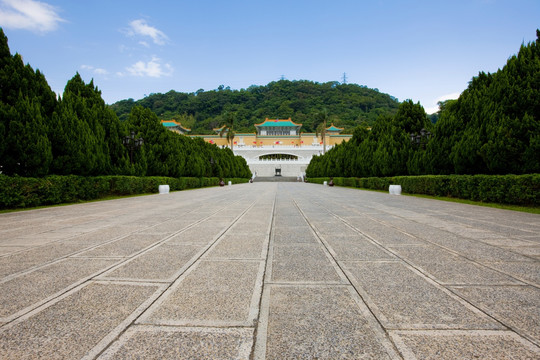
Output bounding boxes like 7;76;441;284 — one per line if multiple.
0;175;250;209
307;174;540;206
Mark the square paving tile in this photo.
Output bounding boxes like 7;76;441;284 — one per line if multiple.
206;233;268;259
263;285;396;359
451;285;540;344
273;226;319;244
99;326;253;360
343;261;501;330
389;245;523;285
142;260;263;326
0;258;117;320
76;234;164;257
102;244;201;281
390;330;540;359
0;282;160;360
166;224;226;245
324;236;396;261
0;242;87;278
484;261;540;286
271;244;342;283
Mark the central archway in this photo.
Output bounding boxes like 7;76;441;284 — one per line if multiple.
258;153;299;161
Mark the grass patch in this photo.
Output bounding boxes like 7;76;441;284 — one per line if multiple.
402;193;540;214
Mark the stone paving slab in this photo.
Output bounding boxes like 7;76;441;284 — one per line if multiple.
206;233;268;259
75;233;164;258
342;261;502;330
485;261;540;286
0;242;87;278
165;222;228;245
99;326;254;360
101;244;201;281
257;285;399;359
451;285;540;344
0;282;162;360
273;225;319;244
0;182;539;358
389;244;524;285
323;235;397;261
271;244;343;283
0;258;117;320
141;260;264;327
389;330;540;359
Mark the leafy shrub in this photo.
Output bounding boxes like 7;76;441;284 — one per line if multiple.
308;174;540;206
0;175;249;209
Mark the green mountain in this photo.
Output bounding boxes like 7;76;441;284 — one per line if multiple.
109;80;400;134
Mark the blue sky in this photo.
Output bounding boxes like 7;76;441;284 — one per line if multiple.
1;0;538;113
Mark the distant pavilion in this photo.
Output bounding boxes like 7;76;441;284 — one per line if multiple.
160;120;191;135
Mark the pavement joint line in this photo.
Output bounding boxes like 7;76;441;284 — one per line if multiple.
132;196;261;327
326;212;512;329
0;280;167;333
0;259;121;324
435;209;540;235
290;195;403;359
1;184;538;358
354;210;540;288
301;194;539;342
328;203;536;290
388;329;540;359
85;196;257;281
93;195;262;358
0;195;255;326
252;191;278;360
0;208;206;282
264;282;353;287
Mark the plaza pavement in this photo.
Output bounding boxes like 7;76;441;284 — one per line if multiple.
0;182;539;359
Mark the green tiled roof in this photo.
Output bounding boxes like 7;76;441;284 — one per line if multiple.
326;125;343;132
162;121;178;127
255;119;301;127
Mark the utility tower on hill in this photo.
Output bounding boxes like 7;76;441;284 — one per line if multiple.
342;72;348;84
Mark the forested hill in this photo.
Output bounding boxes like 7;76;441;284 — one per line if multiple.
110;80;400;134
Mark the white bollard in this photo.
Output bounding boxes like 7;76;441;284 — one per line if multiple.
158;185;170;194
228;181;232;186
323;181;328;186
389;185;402;195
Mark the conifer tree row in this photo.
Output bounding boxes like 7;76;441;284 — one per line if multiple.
307;31;540;178
0;28;251;179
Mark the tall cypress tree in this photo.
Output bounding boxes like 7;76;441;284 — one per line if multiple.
0;29;54;176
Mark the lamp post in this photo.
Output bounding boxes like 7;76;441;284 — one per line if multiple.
409;128;431;149
123;131;144;163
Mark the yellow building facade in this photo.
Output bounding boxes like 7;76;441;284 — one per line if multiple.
185;118;352;148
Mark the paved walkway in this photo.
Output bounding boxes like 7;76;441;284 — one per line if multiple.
0;183;539;359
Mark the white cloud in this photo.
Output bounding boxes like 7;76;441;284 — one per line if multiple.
127;19;168;45
0;0;64;33
437;92;461;103
80;64;109;76
425;92;461;114
126;56;173;78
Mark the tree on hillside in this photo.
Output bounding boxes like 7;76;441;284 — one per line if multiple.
219;111;236;152
109;80;400;134
314;108;330;154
